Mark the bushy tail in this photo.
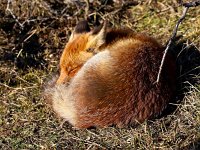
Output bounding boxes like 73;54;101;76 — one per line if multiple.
43;83;77;126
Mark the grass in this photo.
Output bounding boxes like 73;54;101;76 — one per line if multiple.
0;0;200;149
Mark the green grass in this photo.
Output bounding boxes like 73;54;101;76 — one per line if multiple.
0;0;200;149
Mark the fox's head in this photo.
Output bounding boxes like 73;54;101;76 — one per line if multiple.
57;20;107;84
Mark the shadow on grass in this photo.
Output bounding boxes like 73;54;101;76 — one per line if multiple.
0;20;47;70
160;37;200;118
182;138;200;150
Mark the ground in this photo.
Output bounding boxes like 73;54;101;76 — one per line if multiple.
0;0;200;149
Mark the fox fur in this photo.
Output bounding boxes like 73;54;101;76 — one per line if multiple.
44;20;176;128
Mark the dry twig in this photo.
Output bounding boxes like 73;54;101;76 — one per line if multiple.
6;0;24;29
155;0;200;83
84;0;90;20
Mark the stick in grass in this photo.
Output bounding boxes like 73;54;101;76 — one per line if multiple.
155;0;200;83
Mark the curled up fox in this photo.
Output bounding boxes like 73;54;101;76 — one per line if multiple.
44;20;176;128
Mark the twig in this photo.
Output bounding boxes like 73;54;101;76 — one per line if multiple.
182;0;200;7
84;0;90;20
6;0;24;29
155;1;200;83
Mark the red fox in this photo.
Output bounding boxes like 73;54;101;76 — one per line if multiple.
45;20;176;128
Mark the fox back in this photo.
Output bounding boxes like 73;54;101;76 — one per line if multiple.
44;21;176;128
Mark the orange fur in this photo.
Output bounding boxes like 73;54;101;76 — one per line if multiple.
45;21;176;128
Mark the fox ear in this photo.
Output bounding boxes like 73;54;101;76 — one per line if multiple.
90;21;107;47
74;20;90;33
69;20;90;41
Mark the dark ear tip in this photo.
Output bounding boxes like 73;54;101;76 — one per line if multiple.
75;20;90;33
77;20;88;25
92;20;107;35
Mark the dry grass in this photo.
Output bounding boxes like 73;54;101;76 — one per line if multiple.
0;0;200;149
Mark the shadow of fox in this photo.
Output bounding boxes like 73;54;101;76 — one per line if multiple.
44;20;176;128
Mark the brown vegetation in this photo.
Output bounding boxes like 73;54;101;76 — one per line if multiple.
0;0;200;149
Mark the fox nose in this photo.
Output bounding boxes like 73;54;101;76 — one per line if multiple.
56;76;65;84
56;71;68;84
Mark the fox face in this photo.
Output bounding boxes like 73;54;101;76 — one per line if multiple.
57;21;106;84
